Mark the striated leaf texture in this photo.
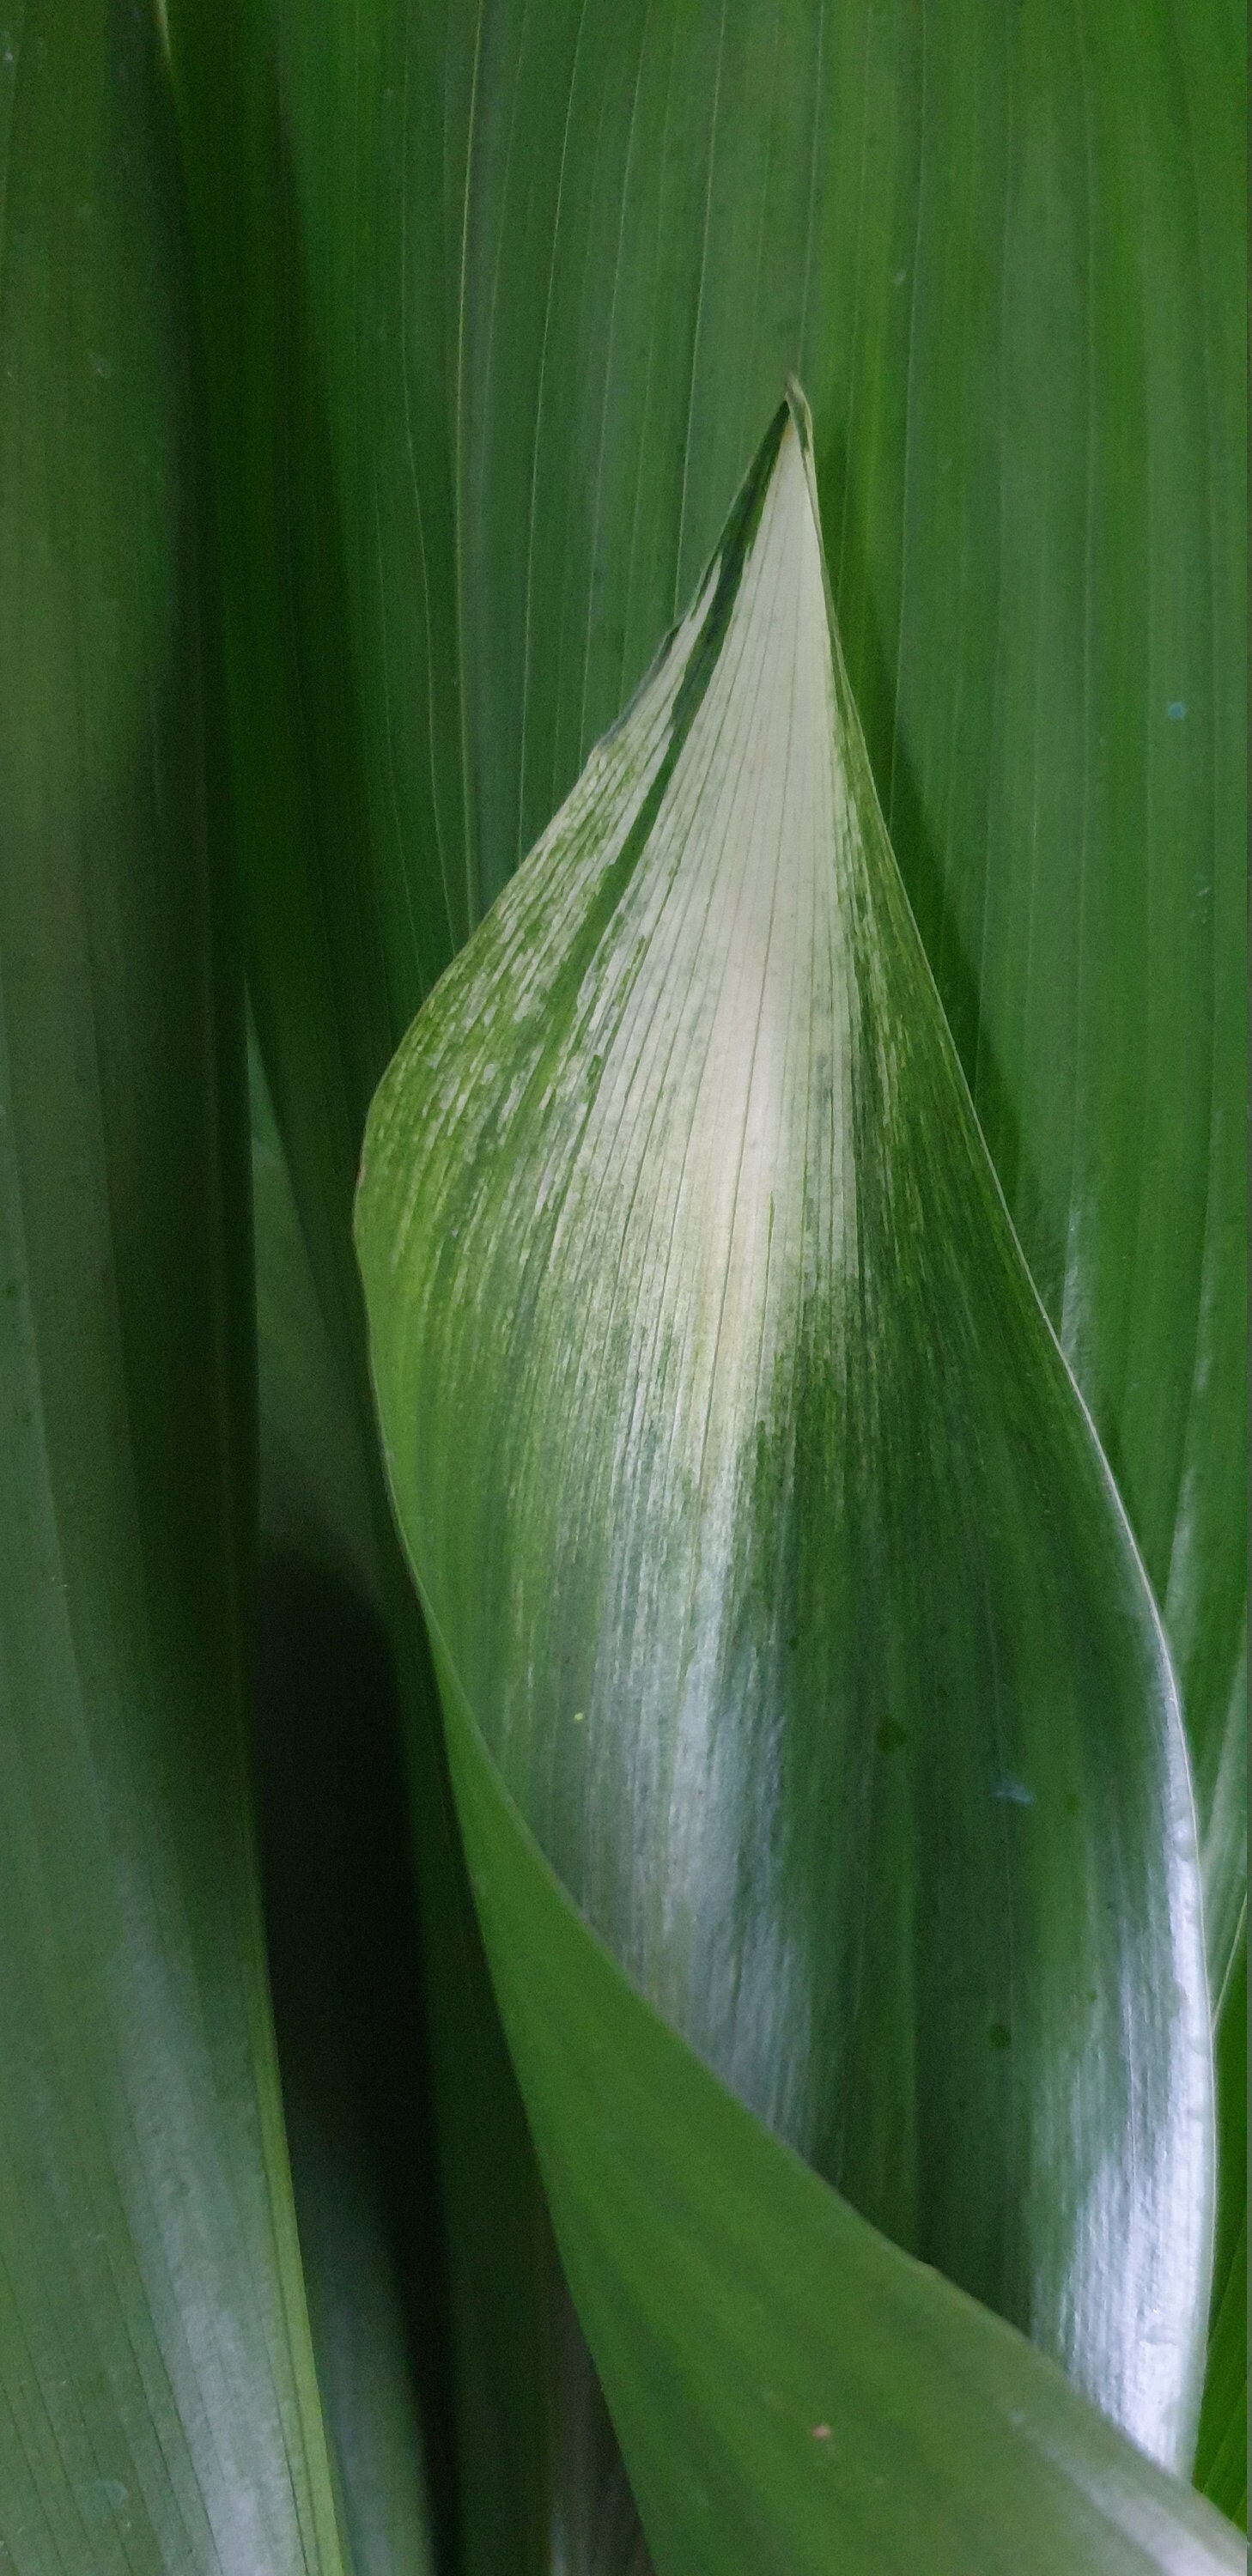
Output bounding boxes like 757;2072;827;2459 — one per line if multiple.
449;2;1247;2011
0;3;343;2569
170;0;1244;2024
356;394;1228;2569
167;0;1244;2543
165;15;594;2565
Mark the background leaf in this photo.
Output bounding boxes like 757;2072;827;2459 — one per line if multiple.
0;3;343;2566
168;0;1245;2004
255;1555;439;2576
167;13;607;2566
252;1035;381;1609
167;0;1245;2543
251;1045;443;2573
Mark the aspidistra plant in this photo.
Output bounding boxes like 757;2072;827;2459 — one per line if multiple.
356;388;1232;2571
1;0;1244;2572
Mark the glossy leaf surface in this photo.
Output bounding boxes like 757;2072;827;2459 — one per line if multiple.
172;0;1243;1984
167;0;1244;2541
451;4;1247;2008
357;396;1218;2545
441;1641;1239;2576
0;5;342;2568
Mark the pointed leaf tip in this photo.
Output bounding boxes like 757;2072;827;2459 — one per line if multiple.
357;401;1212;2476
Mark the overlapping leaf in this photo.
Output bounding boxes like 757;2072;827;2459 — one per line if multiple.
167;0;1245;2552
168;0;1244;2014
252;1049;440;2574
255;1556;438;2576
450;0;1246;2003
356;393;1231;2571
443;1648;1236;2576
0;5;343;2567
167;14;588;2562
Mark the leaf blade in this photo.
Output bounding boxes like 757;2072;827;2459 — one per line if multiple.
169;0;1244;2526
1194;1934;1249;2530
357;392;1218;2555
441;1630;1239;2576
0;3;343;2567
452;0;1246;2002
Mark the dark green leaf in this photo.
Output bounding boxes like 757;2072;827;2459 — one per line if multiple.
256;1558;439;2576
251;1049;441;2573
1194;1935;1248;2529
168;0;1244;2532
252;1033;381;1607
0;4;342;2566
167;13;581;2562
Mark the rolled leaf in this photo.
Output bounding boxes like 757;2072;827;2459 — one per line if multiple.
444;1646;1237;2576
452;2;1247;2012
357;390;1219;2558
168;0;1243;2524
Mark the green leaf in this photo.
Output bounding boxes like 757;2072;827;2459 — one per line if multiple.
450;0;1247;2007
443;1639;1238;2576
251;1048;441;2573
252;1030;381;1608
256;1559;439;2576
168;0;1244;1990
167;15;586;2564
167;0;1243;2532
1194;1934;1248;2529
0;3;343;2567
356;392;1224;2565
